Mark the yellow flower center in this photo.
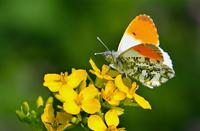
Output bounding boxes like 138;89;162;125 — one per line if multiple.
60;72;67;84
104;95;111;101
102;92;112;102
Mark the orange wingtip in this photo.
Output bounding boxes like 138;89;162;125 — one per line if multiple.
126;14;159;46
132;44;163;61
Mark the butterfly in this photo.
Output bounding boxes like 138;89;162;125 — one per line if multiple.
97;14;175;88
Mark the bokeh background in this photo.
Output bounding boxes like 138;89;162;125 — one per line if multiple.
0;0;200;131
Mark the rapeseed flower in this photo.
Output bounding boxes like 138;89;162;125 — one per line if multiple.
17;58;156;131
101;81;126;106
41;97;72;131
89;59;113;80
43;69;87;92
88;109;125;131
115;75;151;109
60;84;101;115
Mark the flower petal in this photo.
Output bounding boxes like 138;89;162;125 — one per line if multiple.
115;75;129;94
101;65;110;75
56;112;72;131
82;98;101;114
43;74;64;92
89;59;101;73
67;69;87;88
43;81;62;92
59;86;78;101
44;74;61;82
111;107;124;116
102;81;125;106
103;75;114;80
105;109;119;127
127;82;137;98
63;100;80;115
112;90;126;101
41;97;54;124
104;81;115;96
54;94;65;102
56;112;72;125
90;70;103;79
72;69;87;80
88;115;107;131
107;99;120;106
81;84;99;101
134;94;152;110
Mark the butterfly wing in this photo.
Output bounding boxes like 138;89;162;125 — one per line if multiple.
103;14;175;88
118;44;175;88
117;14;159;54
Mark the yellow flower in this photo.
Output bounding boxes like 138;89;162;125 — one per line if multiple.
43;69;87;92
88;109;125;131
115;75;152;109
41;97;72;131
101;81;126;106
61;84;101;115
89;59;113;80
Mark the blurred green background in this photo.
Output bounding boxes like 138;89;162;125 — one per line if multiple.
0;0;200;130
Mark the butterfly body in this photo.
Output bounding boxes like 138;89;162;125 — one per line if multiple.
100;14;175;88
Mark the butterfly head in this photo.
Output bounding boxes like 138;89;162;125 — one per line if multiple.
95;51;118;64
95;37;119;64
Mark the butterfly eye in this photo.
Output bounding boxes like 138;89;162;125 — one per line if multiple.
132;32;136;36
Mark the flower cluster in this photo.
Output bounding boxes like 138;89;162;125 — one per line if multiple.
16;59;151;131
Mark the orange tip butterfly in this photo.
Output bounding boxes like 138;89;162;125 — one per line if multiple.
96;14;175;88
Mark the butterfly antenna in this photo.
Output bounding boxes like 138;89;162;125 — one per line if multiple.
97;37;110;51
94;52;104;55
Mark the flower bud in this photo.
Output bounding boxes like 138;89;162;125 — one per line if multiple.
46;97;53;104
16;110;26;121
22;101;29;115
30;110;37;119
36;96;44;108
71;117;78;124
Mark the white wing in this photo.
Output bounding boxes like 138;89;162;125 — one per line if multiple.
159;47;173;69
117;33;141;54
